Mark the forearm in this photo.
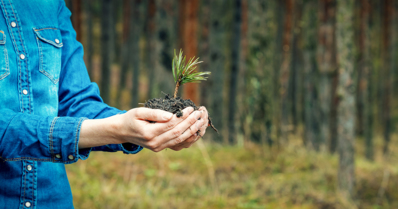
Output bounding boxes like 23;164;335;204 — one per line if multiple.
78;115;125;149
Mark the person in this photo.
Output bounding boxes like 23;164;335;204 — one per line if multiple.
0;1;209;208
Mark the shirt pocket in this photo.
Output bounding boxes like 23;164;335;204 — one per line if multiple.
0;30;9;80
33;27;63;84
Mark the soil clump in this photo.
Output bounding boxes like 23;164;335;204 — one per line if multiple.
144;94;218;134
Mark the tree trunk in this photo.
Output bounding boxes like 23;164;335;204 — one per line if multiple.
359;0;374;161
72;0;82;42
209;0;227;143
273;0;285;143
382;0;394;155
317;0;337;150
227;0;242;145
329;69;339;153
155;0;177;98
302;0;319;150
246;0;273;145
100;0;113;104
199;0;210;108
279;0;294;140
289;0;303;134
181;0;199;103
145;0;156;100
131;0;144;107
336;0;356;199
84;0;94;78
116;0;132;108
236;0;249;145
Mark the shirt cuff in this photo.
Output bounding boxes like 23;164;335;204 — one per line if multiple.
120;143;143;154
49;117;91;164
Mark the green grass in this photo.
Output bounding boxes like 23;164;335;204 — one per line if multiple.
66;136;398;209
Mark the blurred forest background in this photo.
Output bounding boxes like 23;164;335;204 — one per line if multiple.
64;0;398;208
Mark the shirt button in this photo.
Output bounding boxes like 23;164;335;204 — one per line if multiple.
26;165;32;171
55;154;61;159
68;155;74;160
22;89;28;95
55;39;60;44
25;201;31;207
11;22;16;27
20;54;25;60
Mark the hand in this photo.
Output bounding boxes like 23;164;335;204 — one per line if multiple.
169;106;209;151
117;107;205;152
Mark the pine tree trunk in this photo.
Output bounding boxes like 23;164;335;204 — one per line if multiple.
145;0;156;100
317;0;337;150
289;0;303;134
382;0;394;155
199;0;210;108
273;1;285;143
359;0;374;161
84;0;93;78
112;0;122;64
209;0;227;143
329;69;339;153
72;0;82;42
336;0;356;199
302;0;319;150
116;0;132;108
181;0;199;103
227;0;242;144
131;0;144;107
246;0;273;145
100;0;113;104
279;0;293;141
155;0;177;97
237;0;249;144
381;0;393;155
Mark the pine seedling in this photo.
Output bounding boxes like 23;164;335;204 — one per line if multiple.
172;49;210;98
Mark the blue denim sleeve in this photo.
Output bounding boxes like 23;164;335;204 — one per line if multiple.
56;0;142;154
0;109;88;164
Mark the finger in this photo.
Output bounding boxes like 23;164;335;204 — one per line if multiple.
199;107;209;123
148;107;194;135
134;107;174;122
170;134;199;151
158;117;204;149
197;107;208;136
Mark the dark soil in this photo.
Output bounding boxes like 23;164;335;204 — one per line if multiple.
143;94;218;134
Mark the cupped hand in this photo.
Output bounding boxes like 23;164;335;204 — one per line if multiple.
117;107;205;152
168;106;209;151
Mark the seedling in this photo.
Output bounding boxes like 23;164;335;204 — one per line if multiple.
144;49;218;133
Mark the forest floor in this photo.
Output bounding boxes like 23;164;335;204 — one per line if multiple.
66;134;398;209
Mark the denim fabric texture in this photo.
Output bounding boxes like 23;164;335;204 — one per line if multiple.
0;1;143;208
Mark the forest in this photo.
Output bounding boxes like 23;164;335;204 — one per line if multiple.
64;0;398;208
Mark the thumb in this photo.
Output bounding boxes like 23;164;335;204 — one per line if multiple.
134;107;173;122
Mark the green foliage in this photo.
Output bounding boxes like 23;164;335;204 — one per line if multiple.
66;136;398;209
172;49;210;86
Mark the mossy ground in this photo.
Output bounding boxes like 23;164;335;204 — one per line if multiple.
66;134;398;209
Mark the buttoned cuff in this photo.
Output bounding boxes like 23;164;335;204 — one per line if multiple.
49;117;91;164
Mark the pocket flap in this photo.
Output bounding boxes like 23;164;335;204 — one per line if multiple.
0;31;5;45
33;27;63;48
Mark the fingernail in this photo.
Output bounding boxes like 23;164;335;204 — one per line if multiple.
162;112;173;120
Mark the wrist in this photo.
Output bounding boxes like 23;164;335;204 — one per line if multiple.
104;114;127;144
78;115;126;149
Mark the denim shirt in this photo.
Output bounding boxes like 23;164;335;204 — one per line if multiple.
0;1;143;208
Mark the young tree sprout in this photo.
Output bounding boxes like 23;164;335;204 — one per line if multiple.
172;49;211;98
